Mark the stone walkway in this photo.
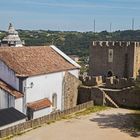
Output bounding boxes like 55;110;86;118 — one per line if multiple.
12;108;140;140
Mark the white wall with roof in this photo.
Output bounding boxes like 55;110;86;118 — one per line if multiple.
0;45;80;118
25;69;79;115
15;98;23;113
0;60;19;90
0;88;15;109
26;71;65;111
0;88;23;113
33;107;51;119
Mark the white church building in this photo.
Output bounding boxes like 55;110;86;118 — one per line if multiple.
0;23;81;120
0;45;80;119
1;23;23;47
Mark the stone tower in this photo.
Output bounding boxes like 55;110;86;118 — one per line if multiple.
1;23;23;47
89;41;140;78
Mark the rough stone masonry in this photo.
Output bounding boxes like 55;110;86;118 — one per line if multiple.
89;41;140;78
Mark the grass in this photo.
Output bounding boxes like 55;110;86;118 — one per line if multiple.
46;120;56;125
75;106;109;116
132;110;140;131
60;106;109;120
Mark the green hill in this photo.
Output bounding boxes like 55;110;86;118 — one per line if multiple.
1;29;140;57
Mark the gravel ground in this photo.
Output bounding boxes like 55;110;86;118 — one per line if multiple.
12;108;140;140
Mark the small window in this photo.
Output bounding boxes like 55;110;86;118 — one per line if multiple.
52;93;57;109
108;49;113;62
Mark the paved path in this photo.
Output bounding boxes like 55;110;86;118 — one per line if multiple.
13;108;140;140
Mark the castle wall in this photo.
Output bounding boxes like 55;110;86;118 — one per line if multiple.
78;85;140;109
78;86;105;106
104;88;140;109
134;44;140;77
89;41;138;78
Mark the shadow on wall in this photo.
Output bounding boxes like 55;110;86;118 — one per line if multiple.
90;112;140;138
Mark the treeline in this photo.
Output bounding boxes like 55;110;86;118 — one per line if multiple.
1;30;140;57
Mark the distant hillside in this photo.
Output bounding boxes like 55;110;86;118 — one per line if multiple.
1;30;140;57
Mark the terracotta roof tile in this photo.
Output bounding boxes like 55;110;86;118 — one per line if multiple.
0;79;23;99
0;46;77;77
27;98;51;111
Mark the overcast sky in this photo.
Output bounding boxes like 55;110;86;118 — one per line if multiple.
0;0;140;31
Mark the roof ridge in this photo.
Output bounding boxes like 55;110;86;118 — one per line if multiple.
50;45;81;68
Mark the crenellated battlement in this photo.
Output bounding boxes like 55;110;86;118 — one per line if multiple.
79;75;135;89
93;41;140;47
105;76;135;89
79;75;103;86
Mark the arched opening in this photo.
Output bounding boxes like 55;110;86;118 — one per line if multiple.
107;71;113;77
52;93;57;109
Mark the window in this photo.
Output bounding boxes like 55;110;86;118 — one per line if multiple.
52;93;57;109
107;71;113;77
108;49;113;62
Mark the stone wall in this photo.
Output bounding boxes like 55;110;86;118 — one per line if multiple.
105;77;135;89
63;72;81;110
78;86;105;106
79;75;103;86
0;101;94;138
135;45;140;77
89;41;139;78
78;85;140;109
104;88;140;109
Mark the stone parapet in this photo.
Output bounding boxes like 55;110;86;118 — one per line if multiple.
79;75;103;86
93;41;140;47
105;77;135;89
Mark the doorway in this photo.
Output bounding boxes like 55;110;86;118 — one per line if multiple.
107;71;113;77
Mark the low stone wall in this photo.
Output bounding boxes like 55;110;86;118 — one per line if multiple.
79;75;103;86
78;85;140;109
105;77;135;89
0;101;94;138
104;87;140;109
78;86;105;106
78;86;91;104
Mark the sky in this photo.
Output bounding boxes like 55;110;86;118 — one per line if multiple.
0;0;140;32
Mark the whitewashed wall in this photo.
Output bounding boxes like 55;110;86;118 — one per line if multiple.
15;98;23;113
69;69;79;78
33;107;51;119
0;60;19;90
26;71;65;111
0;88;23;112
25;69;79;112
0;88;15;109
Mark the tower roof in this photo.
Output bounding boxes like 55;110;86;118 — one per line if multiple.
8;23;18;35
1;23;23;47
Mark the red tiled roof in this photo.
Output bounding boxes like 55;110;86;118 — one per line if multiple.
27;98;52;111
0;79;23;99
0;46;77;77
